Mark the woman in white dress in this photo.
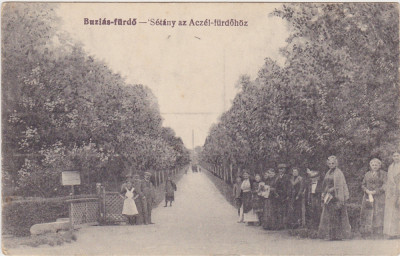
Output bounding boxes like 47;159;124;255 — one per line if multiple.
121;181;139;225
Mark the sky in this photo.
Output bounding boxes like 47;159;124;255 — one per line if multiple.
56;3;289;148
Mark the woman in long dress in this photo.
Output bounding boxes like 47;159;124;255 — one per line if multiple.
240;171;258;224
318;156;351;240
252;174;264;225
164;176;177;207
359;158;387;237
383;151;400;239
121;181;139;225
262;169;278;230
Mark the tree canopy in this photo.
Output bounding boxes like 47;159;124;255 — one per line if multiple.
201;3;399;199
2;3;190;197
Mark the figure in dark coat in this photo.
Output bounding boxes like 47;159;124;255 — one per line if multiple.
132;174;145;225
275;163;289;229
287;168;304;229
164;176;177;207
142;171;156;224
262;169;278;230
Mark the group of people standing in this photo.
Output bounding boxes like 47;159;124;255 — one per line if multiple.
120;171;156;225
120;171;178;225
233;152;400;240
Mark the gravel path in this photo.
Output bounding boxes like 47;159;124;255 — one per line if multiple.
7;170;399;255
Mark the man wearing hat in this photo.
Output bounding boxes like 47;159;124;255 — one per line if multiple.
142;171;156;224
132;174;144;225
274;163;290;229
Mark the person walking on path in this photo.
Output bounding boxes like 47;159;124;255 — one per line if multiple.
120;181;139;225
384;151;400;239
142;171;156;224
318;156;351;241
164;176;177;207
360;158;387;237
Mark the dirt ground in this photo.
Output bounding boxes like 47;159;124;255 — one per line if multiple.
5;170;400;255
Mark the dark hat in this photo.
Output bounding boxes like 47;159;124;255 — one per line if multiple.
306;168;320;178
277;163;287;169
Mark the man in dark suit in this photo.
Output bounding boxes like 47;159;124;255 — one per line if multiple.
275;163;289;229
132;174;144;225
142;171;156;224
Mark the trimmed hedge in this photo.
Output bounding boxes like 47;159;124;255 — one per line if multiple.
2;198;69;237
203;168;236;208
3;167;188;237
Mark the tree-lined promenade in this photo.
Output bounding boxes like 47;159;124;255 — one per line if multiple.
2;3;190;198
201;3;399;201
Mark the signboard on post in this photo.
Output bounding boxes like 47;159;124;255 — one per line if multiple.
62;171;81;186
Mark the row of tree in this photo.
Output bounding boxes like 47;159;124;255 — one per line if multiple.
200;3;399;199
2;3;190;197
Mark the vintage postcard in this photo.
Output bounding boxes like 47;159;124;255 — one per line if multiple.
2;2;400;255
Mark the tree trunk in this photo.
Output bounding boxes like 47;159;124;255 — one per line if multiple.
230;163;233;184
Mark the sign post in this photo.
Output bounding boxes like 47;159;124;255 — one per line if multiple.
62;171;81;196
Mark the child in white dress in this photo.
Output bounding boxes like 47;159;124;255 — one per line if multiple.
120;181;139;225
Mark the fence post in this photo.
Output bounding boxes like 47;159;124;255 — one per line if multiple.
69;202;73;230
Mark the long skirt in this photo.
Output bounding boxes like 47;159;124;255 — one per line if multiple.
318;201;351;240
383;194;400;237
242;191;258;222
243;209;258;222
122;198;138;216
262;198;277;230
252;194;264;214
242;192;253;213
165;193;175;202
360;194;385;235
306;194;322;229
288;198;303;228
